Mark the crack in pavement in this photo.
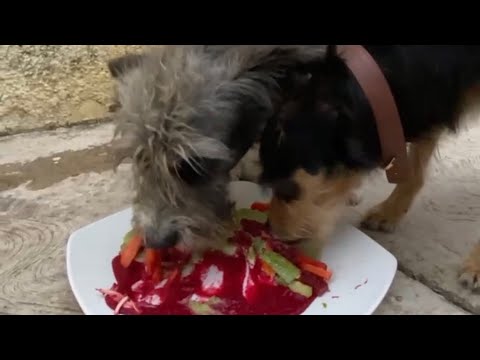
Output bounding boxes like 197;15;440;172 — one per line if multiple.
397;263;476;314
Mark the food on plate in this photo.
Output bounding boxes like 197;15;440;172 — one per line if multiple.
97;201;333;315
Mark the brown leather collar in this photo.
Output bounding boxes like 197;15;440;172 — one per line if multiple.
336;45;410;184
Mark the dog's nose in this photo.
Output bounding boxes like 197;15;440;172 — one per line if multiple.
162;231;180;248
145;228;180;249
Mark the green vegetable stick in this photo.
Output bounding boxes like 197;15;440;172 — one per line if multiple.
189;301;217;315
260;250;301;284
252;237;266;254
288;281;313;298
234;208;268;225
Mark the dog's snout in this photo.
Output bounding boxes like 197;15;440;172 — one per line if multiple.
144;228;180;249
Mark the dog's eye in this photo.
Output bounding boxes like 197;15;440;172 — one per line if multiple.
274;179;300;203
174;159;205;185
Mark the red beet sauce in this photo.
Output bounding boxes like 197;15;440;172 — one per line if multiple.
100;219;329;315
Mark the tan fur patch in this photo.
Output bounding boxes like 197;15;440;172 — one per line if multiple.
268;168;364;257
457;85;480;126
459;242;480;291
463;243;480;274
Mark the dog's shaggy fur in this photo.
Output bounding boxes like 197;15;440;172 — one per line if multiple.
107;45;327;251
259;45;480;291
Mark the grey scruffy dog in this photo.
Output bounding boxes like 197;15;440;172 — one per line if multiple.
108;45;327;252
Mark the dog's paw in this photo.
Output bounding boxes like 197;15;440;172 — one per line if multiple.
346;192;362;207
459;270;480;292
458;243;480;292
361;202;401;233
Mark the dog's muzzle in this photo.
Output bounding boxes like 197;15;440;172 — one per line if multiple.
144;228;180;249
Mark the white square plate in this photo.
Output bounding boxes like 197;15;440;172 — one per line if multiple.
66;181;397;315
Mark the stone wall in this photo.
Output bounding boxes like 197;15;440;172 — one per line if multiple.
0;45;146;135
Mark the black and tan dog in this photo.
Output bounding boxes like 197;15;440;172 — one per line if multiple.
259;45;480;291
108;45;480;292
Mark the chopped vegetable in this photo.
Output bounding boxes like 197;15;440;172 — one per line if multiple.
301;263;332;281
103;203;334;315
257;268;277;286
288;281;313;298
188;296;221;315
130;301;142;314
261;260;275;278
259;250;301;284
189;301;215;315
260;231;274;250
114;296;129;315
120;232;143;268
246;245;256;267
275;275;289;287
295;253;328;270
234;208;268;225
253;236;301;284
97;288;124;302
242;258;258;303
121;229;137;249
250;202;270;212
252;237;266;254
145;249;163;283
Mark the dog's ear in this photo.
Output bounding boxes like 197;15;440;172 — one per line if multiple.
107;54;144;79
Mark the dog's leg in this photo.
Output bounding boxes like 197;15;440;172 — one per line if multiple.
361;133;440;232
459;242;480;292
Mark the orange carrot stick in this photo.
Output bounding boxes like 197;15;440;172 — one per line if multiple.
145;249;163;283
296;253;328;269
261;260;275;278
120;234;143;268
301;263;332;281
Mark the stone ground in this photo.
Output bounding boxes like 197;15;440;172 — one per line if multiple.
1;121;479;315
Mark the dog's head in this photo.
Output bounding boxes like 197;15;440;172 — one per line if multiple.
259;45;379;243
108;45;327;251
